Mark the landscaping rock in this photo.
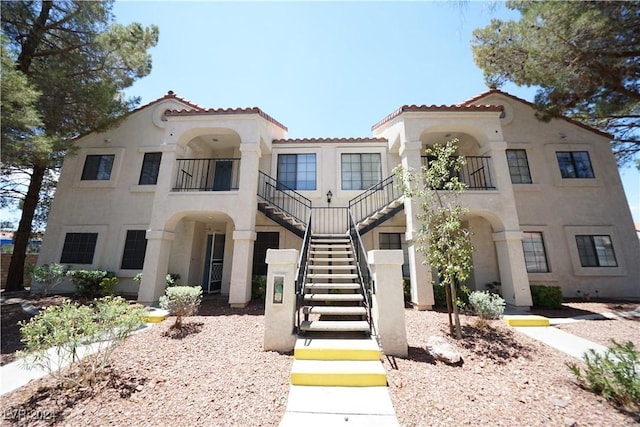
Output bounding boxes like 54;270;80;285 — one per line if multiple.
426;335;462;365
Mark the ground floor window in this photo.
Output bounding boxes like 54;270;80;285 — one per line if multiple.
60;232;98;264
121;230;148;269
378;232;410;278
576;235;617;267
522;232;549;273
252;232;280;276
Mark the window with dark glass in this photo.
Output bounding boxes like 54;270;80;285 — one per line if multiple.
379;233;410;278
556;151;595;178
522;232;549;273
576;235;617;267
81;155;115;180
277;154;316;190
506;149;532;184
252;232;279;276
60;233;98;264
121;230;148;269
138;152;162;185
341;153;382;190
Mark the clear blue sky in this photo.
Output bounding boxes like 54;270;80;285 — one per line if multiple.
4;1;638;226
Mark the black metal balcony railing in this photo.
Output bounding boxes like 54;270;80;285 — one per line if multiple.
421;156;495;190
173;158;240;191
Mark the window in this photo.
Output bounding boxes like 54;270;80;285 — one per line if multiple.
522;232;549;273
138;152;162;185
60;233;98;264
341;153;382;190
277;154;316;190
556;151;594;178
506;149;532;184
81;155;115;180
379;233;410;278
576;235;618;267
121;230;148;270
252;232;279;276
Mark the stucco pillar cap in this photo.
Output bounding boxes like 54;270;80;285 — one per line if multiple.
266;249;299;265
368;249;404;265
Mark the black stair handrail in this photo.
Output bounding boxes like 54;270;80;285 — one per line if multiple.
294;212;313;332
348;209;375;336
258;171;312;225
348;175;403;225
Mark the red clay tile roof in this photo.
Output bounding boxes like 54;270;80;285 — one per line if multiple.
164;106;288;131
130;90;205;114
371;104;504;131
460;88;612;139
273;137;387;144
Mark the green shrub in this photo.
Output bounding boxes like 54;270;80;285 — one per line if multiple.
530;285;563;309
252;276;267;301
433;284;471;308
567;340;640;413
159;286;202;328
485;281;502;296
468;290;506;319
433;285;447;307
133;272;180;287
19;296;145;387
29;263;68;296
66;269;117;299
456;285;471;309
403;279;411;302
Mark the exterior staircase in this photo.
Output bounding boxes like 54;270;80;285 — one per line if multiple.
299;234;371;336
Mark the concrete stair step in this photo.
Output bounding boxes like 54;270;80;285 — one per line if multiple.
305;283;360;291
307;273;358;280
303;306;367;316
291;360;386;386
300;320;370;332
304;293;364;302
307;265;356;270
310;257;354;263
311;238;350;244
294;338;380;361
310;250;353;256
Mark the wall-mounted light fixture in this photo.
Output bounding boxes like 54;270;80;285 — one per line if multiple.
326;190;333;204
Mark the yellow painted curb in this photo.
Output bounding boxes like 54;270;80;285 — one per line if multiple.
503;315;550;327
294;348;380;361
291;372;387;387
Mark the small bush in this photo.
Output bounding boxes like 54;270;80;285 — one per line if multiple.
29;263;68;295
468;290;505;319
19;296;145;387
159;286;202;328
433;284;471;309
567;340;640;412
433;285;447;307
485;281;502;296
252;276;267;301
403;279;411;303
530;285;563;309
456;285;471;309
66;270;117;299
133;272;181;287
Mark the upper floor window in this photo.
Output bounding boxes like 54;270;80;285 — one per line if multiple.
139;152;162;185
341;153;381;190
60;232;98;264
506;149;532;184
121;230;148;270
575;235;617;267
81;154;115;180
556;151;594;178
522;232;549;273
277;154;316;190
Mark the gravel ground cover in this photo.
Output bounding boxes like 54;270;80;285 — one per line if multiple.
1;296;638;426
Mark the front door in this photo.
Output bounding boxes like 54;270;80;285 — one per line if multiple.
212;160;233;191
202;233;225;293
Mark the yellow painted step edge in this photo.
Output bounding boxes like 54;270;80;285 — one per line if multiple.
503;315;550;327
294;348;381;361
291;372;387;387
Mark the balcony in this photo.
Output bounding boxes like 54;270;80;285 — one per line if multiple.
173;158;240;191
422;156;495;190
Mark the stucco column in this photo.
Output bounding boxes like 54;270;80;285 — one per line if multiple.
263;249;298;352
137;230;174;305
368;250;408;357
493;230;533;307
400;140;434;309
228;230;257;308
236;142;261;228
